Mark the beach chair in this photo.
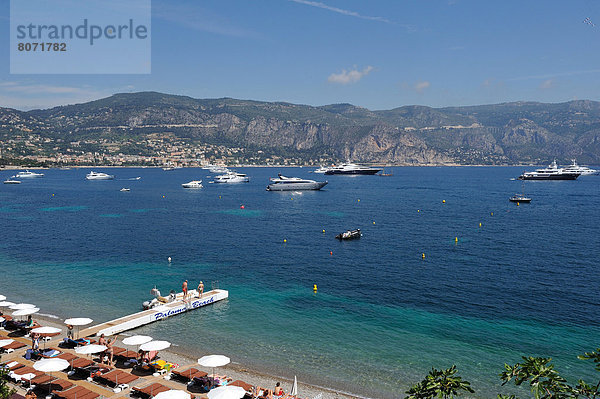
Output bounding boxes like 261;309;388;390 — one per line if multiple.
53;385;100;399
94;369;138;388
230;380;254;392
1;341;26;353
60;337;91;348
2;361;25;371
171;367;207;383
30;373;56;386
131;382;170;398
42;378;73;392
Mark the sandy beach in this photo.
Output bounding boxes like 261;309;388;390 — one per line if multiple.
3;310;364;399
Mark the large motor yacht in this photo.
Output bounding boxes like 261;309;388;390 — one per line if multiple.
86;171;115;180
15;170;44;178
213;171;249;183
518;160;580;180
313;166;332;174
562;159;598;176
266;174;328;191
182;180;203;188
324;163;381;175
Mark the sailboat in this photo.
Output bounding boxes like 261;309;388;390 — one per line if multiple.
509;181;531;203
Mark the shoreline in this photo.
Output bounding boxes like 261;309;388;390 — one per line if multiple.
26;311;368;399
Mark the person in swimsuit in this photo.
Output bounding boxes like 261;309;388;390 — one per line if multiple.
31;332;40;351
182;280;188;299
197;281;204;298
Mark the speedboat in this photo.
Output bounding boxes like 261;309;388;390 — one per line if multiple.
15;170;44;178
3;177;21;184
313;166;332;174
335;229;362;240
182;180;203;188
562;159;598;176
509;194;531;203
324;163;381;175
86;171;114;180
214;171;249;183
267;174;327;191
518;160;580;180
120;188;130;192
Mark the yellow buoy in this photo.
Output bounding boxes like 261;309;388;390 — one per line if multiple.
372;221;375;225
283;239;287;243
291;198;293;200
219;196;221;199
417;209;420;212
479;222;482;227
490;212;493;216
322;229;325;233
442;200;446;203
357;199;360;202
162;195;165;198
517;202;520;206
313;284;317;293
455;237;458;242
422;253;426;259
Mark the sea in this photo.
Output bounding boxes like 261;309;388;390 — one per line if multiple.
1;166;599;398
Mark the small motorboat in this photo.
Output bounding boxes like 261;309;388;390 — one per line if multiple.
509;195;531;203
182;180;203;188
3;177;21;184
120;188;130;192
335;229;362;240
86;171;114;180
16;170;44;178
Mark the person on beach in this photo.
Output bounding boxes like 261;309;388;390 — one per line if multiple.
31;332;40;351
182;280;188;299
197;280;204;298
66;324;74;340
274;382;284;397
25;389;36;399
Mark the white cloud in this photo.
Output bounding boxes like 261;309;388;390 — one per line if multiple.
328;66;374;85
539;79;554;89
414;81;431;93
0;82;111;110
290;0;390;23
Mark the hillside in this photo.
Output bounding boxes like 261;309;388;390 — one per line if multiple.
3;92;600;165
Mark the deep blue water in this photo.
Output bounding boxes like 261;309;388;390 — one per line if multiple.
1;167;599;398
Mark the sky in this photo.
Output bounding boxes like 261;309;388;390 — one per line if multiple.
1;0;600;110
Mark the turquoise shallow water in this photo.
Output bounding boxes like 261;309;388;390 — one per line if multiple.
0;167;599;398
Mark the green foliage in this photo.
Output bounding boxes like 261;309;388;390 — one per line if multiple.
0;368;16;399
500;356;572;399
406;365;475;399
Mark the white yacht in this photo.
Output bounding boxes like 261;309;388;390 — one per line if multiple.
518;160;580;180
324;163;382;175
208;166;230;174
182;180;203;188
3;177;21;184
313;166;332;174
562;159;598;176
213;171;249;183
15;170;44;178
267;174;328;191
86;171;115;180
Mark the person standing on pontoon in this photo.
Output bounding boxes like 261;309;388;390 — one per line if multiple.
197;281;204;298
182;280;188;300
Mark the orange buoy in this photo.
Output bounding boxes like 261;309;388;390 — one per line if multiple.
240;205;245;209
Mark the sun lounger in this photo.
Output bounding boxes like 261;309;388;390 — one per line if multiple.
132;382;171;398
94;369;138;387
60;337;91;348
1;341;26;352
42;378;73;392
53;385;99;399
2;361;25;371
71;356;94;369
171;367;208;383
230;380;254;392
30;373;56;385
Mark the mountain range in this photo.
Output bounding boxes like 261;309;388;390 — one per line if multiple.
2;91;600;164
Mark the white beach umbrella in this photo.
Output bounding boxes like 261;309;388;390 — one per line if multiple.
64;317;93;339
32;326;61;335
123;335;152;346
139;340;171;352
75;344;107;355
290;375;298;396
33;358;70;395
198;355;230;368
12;307;39;316
9;303;35;310
0;301;15;307
207;385;246;399
154;390;191;399
33;358;70;373
198;355;230;381
0;295;5;301
0;338;14;348
64;317;93;326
